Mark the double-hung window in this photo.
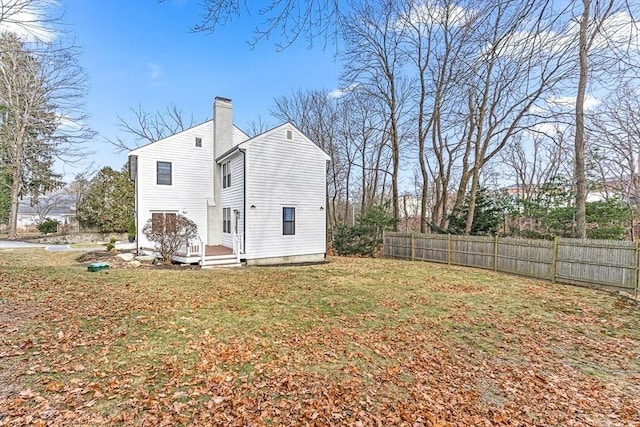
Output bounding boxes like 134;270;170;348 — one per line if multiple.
283;207;295;235
151;212;177;233
222;161;231;188
223;208;231;233
157;161;172;185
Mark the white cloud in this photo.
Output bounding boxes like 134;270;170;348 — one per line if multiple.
328;83;359;99
529;122;566;136
0;0;57;43
547;94;600;111
480;7;640;62
56;114;83;131
596;11;640;52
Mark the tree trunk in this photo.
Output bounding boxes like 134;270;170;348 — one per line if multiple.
8;175;20;240
8;125;26;240
574;0;590;239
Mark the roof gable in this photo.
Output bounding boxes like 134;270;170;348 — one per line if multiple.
128;121;249;156
237;122;330;161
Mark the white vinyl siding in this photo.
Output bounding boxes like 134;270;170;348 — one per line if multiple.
130;121;250;250
244;125;327;260
232;126;250;145
220;152;245;249
129;116;327;262
129;121;215;250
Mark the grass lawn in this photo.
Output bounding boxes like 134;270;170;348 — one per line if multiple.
1;249;639;426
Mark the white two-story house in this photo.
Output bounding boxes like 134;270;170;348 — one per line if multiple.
128;97;330;266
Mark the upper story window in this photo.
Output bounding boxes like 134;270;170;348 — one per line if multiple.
222;161;231;188
286;130;293;140
283;207;295;235
157;161;172;185
195;137;202;147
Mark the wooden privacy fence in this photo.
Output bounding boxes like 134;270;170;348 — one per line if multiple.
384;232;639;298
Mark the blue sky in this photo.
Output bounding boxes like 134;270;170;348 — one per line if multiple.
57;0;341;179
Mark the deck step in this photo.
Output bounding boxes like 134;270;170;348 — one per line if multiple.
200;253;242;268
201;262;242;269
202;254;237;262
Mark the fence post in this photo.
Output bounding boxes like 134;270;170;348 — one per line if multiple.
494;235;499;272
411;233;415;261
635;241;640;300
447;234;451;266
383;232;387;257
552;236;559;284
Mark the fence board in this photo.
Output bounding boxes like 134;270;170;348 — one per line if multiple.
497;238;553;280
384;232;638;295
556;238;636;293
414;234;449;263
450;235;494;269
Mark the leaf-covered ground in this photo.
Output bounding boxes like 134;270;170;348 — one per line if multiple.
1;249;639;426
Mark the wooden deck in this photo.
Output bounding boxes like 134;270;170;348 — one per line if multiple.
205;245;233;256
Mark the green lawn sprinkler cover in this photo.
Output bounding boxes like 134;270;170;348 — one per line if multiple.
87;262;110;272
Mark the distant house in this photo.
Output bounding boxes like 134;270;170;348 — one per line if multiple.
128;97;330;267
16;193;76;231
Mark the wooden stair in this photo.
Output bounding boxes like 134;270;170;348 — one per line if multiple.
200;245;242;269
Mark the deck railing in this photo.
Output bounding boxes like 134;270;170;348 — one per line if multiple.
232;232;244;263
178;236;203;258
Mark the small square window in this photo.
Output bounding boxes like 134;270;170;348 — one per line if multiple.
283;207;295;235
195;137;202;147
286;130;293;140
157;161;172;185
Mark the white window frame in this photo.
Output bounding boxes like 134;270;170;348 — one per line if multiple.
223;207;231;233
222;161;231;188
157;161;172;185
283;207;295;235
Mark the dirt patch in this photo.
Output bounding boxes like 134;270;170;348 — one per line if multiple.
76;251;131;268
76;251;200;270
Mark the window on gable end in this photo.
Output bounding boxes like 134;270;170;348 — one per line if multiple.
286;130;293;140
157;161;172;185
195;137;202;147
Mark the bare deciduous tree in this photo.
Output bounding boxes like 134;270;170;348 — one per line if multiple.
0;0;58;42
245;114;273;137
0;32;94;239
342;0;411;229
184;0;344;50
108;103;198;152
589;84;640;210
571;0;628;238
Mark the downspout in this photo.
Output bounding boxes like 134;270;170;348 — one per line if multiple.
129;155;139;253
241;148;246;259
